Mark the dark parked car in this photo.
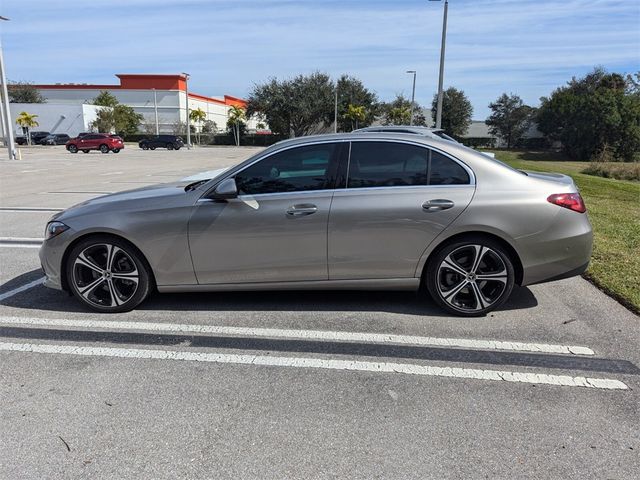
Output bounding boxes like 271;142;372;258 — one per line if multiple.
40;134;71;145
139;135;184;150
66;133;124;154
16;131;50;145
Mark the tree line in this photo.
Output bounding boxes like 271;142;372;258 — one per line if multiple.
247;68;639;162
8;67;640;161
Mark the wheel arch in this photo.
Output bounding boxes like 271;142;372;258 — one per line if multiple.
60;231;156;292
418;230;524;286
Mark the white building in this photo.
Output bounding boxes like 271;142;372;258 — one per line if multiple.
10;103;100;137
32;73;260;134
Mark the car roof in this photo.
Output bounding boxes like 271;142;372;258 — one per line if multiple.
354;125;443;133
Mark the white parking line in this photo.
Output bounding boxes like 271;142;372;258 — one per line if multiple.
0;237;44;243
0;278;45;301
0;342;626;390
0;316;595;355
0;237;43;249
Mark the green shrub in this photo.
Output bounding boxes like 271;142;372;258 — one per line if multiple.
582;162;640;181
462;137;496;148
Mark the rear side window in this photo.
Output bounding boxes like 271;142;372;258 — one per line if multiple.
347;141;470;188
235;143;337;195
429;151;470;185
347;142;429;188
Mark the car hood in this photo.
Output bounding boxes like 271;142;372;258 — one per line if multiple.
55;181;199;222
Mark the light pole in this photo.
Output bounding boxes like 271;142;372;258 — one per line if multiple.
182;72;191;149
431;0;449;129
0;16;16;160
333;85;338;133
153;88;159;135
406;70;416;125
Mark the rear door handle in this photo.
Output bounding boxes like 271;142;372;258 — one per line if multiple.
422;199;455;212
286;204;318;216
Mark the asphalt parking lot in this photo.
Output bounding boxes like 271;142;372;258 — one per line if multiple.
1;145;638;479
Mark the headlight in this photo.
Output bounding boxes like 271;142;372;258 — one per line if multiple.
45;221;70;240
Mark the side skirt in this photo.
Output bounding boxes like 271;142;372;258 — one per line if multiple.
157;278;420;293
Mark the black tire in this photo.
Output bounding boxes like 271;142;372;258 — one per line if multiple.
141;144;149;150
175;146;181;150
82;150;90;153
66;235;153;313
113;149;120;153
425;235;515;317
68;144;78;153
167;143;174;150
150;146;156;150
99;144;110;154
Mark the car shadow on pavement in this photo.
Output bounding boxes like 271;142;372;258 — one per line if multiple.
0;269;538;317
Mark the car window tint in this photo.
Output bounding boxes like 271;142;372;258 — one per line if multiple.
429;151;470;185
347;141;428;188
235;144;335;195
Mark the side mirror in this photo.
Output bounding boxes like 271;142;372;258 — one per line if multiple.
212;178;238;200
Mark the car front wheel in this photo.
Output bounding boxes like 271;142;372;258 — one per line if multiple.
99;144;110;153
113;149;120;153
141;145;149;150
66;236;153;313
425;237;515;317
167;143;174;150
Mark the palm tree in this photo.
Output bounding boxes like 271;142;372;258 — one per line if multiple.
16;112;40;145
228;106;246;146
343;104;366;131
189;108;207;145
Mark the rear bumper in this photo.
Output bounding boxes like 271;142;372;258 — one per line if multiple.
519;210;593;286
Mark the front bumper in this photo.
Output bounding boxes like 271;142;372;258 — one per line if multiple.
39;231;73;291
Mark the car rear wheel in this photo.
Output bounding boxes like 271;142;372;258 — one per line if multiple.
99;144;110;153
68;145;78;153
141;145;149;150
66;236;153;313
167;143;174;150
150;146;156;150
425;237;515;317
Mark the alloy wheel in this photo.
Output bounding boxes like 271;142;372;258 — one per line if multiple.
436;244;508;312
72;243;140;308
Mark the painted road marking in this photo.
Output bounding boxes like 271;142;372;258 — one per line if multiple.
0;278;45;302
0;207;63;212
0;316;595;355
0;237;43;243
0;237;43;249
0;342;626;390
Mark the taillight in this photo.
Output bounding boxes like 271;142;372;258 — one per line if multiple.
547;193;586;213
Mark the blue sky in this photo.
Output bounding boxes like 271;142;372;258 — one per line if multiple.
2;0;639;118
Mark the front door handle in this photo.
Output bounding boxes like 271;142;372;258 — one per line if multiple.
422;199;455;212
286;204;318;216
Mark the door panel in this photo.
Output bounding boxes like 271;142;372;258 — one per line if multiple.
188;141;345;284
328;186;474;279
188;192;333;284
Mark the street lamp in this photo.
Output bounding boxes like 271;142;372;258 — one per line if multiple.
430;0;448;129
0;16;16;160
406;70;417;125
182;72;191;149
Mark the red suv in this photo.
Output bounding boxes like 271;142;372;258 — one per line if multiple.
66;134;124;154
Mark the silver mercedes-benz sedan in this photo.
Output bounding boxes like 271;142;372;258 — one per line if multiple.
39;133;592;316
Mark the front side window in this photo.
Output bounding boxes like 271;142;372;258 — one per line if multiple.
347;141;429;188
235;143;337;195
